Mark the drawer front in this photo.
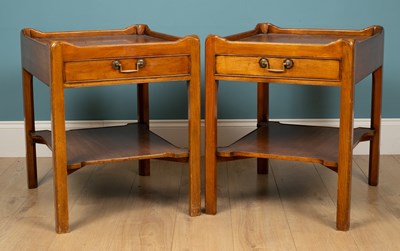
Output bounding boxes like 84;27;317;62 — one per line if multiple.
215;56;340;81
64;55;190;83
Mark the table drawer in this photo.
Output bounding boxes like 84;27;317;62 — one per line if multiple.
215;56;340;81
64;55;190;83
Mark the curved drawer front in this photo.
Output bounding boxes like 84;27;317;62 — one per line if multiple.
215;56;340;81
64;55;190;83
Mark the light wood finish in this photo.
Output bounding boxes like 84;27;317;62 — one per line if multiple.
20;24;201;233
187;37;202;217
319;156;400;250
64;55;190;84
216;56;341;81
205;35;218;215
172;161;235;250
205;23;384;230
1;156;400;250
228;160;296;250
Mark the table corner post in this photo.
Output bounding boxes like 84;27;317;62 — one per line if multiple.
336;42;355;231
204;36;218;214
50;42;69;233
187;37;201;216
22;68;38;189
368;66;383;186
137;82;151;176
257;82;270;175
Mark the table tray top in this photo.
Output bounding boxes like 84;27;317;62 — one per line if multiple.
238;33;372;44
208;23;384;84
34;34;167;46
223;23;383;45
21;24;182;47
20;24;199;85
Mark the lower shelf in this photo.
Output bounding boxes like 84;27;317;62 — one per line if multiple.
32;123;189;169
217;122;374;168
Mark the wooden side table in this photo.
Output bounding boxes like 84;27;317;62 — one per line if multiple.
20;24;201;233
205;23;384;230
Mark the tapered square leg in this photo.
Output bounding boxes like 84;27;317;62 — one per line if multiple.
137;83;150;176
205;36;218;214
257;82;269;175
368;67;382;186
336;58;355;231
22;69;38;189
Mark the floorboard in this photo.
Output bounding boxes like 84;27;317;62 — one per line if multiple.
0;156;399;250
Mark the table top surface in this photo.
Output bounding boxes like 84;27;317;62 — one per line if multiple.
22;24;184;47
221;23;382;45
237;33;371;44
35;34;167;46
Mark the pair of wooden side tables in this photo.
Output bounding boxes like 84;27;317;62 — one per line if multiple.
21;23;384;233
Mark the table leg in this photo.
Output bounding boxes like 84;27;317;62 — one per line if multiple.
188;79;201;216
205;37;218;214
368;66;382;186
137;83;150;176
50;91;69;233
187;38;201;216
257;82;269;174
205;79;218;215
336;79;355;231
50;44;69;233
22;69;38;188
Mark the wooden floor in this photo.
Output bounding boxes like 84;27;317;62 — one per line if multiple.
0;156;400;250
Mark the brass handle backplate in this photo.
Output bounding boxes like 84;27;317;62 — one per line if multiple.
112;59;145;73
259;58;294;73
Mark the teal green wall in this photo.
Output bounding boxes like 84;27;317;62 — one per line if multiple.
1;0;399;120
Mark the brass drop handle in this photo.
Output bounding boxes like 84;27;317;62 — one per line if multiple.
259;58;294;73
112;59;145;73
